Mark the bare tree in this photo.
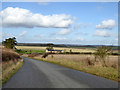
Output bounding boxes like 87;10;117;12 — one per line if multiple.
94;46;113;67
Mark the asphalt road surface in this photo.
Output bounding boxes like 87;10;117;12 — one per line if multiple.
3;57;118;88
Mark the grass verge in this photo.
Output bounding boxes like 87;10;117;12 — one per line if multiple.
2;59;24;84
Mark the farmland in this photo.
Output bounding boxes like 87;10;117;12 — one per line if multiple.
16;46;96;53
23;54;118;81
1;45;119;85
16;45;118;54
20;45;119;81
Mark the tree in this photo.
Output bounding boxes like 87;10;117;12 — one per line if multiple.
2;37;17;49
70;49;72;53
46;43;54;50
94;46;113;67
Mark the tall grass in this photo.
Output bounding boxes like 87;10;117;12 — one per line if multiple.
2;47;21;61
2;47;23;84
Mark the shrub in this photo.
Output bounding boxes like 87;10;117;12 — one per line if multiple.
2;47;21;62
82;57;94;66
28;53;39;57
111;63;118;70
94;46;113;67
42;53;48;58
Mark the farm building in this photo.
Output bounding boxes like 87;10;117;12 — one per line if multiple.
46;49;63;53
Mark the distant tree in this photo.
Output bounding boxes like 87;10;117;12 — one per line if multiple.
42;53;48;58
46;43;54;50
94;46;113;67
70;49;72;53
2;37;17;49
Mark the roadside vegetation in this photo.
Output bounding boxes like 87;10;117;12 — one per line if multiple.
2;37;24;84
22;46;118;81
2;47;23;84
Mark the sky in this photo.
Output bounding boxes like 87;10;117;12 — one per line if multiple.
0;2;118;45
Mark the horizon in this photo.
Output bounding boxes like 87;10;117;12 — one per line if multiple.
15;42;119;46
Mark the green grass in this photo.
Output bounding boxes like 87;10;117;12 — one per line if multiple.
15;49;45;54
24;56;118;82
2;60;24;84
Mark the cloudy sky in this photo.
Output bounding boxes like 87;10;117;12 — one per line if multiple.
0;2;118;45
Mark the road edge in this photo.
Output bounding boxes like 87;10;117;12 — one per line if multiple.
2;59;24;85
22;56;118;82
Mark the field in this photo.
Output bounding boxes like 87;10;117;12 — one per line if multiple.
16;45;119;81
16;46;118;55
23;54;118;81
16;46;96;53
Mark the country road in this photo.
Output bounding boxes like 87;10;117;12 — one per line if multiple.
3;57;118;88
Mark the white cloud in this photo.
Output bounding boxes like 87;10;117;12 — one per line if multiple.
58;29;71;35
74;23;91;30
76;37;84;41
18;31;27;37
94;30;113;37
75;32;88;36
55;37;66;40
74;23;82;30
0;7;74;28
96;19;116;30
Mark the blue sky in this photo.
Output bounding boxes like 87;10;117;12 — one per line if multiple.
1;2;118;45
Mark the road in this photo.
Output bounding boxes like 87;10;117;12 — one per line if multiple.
3;57;118;88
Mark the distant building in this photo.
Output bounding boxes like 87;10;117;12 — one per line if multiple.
46;49;63;53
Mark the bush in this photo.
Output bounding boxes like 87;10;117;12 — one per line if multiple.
2;47;21;62
82;57;94;66
94;46;113;67
42;53;48;58
28;53;39;57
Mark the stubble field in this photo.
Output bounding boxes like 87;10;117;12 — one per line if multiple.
16;46;95;53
